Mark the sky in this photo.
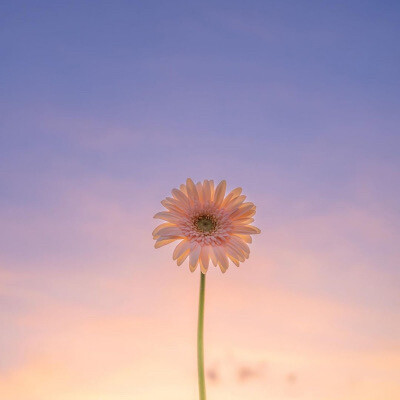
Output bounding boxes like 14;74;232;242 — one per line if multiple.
1;1;400;399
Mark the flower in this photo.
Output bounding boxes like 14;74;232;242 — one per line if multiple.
153;178;260;273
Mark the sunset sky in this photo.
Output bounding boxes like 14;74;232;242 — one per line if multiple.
1;1;400;399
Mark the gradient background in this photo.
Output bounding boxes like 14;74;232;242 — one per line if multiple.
1;1;400;399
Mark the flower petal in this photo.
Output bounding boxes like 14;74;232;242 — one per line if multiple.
213;246;229;273
224;195;247;212
221;188;242;208
186;178;199;204
209;180;215;200
179;184;188;195
171;188;189;206
152;222;175;238
177;247;190;266
162;197;187;213
173;240;191;260
236;234;252;243
160;204;185;217
154;236;180;248
227;254;240;267
232;225;261;235
209;246;218;267
200;246;210;269
189;244;201;272
153;211;181;223
203;180;211;203
235;209;256;219
213;180;226;207
196;181;204;204
199;248;209;274
230;203;255;219
232;218;255;225
156;226;184;237
225;242;246;262
229;236;250;258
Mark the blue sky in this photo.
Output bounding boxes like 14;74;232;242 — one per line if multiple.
2;0;399;267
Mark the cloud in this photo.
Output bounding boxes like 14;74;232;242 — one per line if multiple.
286;372;297;384
206;366;220;384
237;363;266;383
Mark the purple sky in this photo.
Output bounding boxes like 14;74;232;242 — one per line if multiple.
1;1;400;399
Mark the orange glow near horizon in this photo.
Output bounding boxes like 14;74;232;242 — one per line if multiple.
1;195;399;399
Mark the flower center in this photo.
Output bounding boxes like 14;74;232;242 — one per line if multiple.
194;215;217;234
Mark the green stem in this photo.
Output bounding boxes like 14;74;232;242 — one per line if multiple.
197;271;207;400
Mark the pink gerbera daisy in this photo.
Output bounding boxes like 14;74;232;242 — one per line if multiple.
153;178;260;273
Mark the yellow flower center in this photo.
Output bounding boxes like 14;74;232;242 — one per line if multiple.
194;215;216;234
